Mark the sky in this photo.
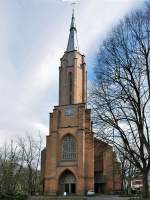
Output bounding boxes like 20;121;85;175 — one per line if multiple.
0;0;144;143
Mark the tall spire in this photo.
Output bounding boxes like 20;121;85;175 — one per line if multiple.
66;9;79;52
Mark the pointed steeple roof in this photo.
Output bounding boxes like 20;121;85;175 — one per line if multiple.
66;9;79;52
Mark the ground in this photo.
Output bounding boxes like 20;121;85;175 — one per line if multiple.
87;195;129;200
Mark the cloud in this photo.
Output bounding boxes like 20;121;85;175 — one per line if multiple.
0;0;143;142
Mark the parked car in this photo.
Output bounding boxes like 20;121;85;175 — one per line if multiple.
87;190;95;196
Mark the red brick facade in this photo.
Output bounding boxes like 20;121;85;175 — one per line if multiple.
41;14;121;196
94;139;121;193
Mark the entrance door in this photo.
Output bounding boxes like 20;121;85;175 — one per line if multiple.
59;170;76;195
65;184;70;193
71;183;75;193
95;183;105;194
64;183;75;194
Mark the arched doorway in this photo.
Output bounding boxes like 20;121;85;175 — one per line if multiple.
59;170;76;195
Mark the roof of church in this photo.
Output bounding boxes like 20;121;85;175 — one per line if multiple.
66;9;79;52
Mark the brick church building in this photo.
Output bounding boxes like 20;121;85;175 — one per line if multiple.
41;11;121;196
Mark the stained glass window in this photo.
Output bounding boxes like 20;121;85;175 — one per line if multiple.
62;135;76;161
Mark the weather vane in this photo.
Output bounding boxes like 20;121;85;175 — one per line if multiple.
71;1;76;7
61;0;78;9
61;0;78;16
71;1;78;14
71;2;76;14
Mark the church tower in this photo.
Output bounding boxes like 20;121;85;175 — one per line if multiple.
41;11;94;195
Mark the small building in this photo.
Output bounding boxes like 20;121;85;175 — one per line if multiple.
41;11;121;196
131;174;143;192
131;171;150;194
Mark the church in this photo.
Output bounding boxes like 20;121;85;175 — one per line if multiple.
41;11;121;196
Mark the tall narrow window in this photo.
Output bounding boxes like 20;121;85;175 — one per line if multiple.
58;111;61;127
68;72;73;104
62;135;76;161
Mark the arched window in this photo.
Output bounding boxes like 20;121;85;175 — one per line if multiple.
62;135;76;161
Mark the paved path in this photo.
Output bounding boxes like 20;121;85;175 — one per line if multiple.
87;195;129;200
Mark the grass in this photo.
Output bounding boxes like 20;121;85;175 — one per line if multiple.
142;199;150;200
128;198;150;200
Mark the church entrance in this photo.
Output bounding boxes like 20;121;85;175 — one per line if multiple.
59;170;76;195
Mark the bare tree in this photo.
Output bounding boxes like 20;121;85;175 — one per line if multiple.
18;134;42;195
0;133;42;196
90;4;150;197
0;141;24;194
116;150;136;194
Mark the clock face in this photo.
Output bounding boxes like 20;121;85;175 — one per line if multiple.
64;106;74;116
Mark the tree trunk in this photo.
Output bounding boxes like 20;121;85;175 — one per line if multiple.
121;173;124;193
142;170;149;198
128;177;132;195
28;166;33;195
